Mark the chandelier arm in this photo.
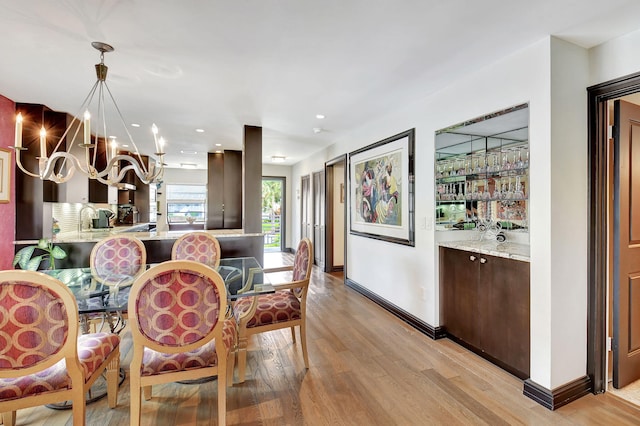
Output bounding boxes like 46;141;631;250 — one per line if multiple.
102;82;151;174
14;150;42;178
39;152;87;182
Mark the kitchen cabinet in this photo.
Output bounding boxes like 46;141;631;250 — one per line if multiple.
440;246;530;379
207;150;242;229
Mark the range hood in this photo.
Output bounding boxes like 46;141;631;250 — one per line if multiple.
116;182;136;191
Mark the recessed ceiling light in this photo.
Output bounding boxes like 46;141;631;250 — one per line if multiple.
131;123;140;128
195;128;205;133
313;127;323;134
316;114;325;119
122;144;129;148
215;150;222;153
180;150;198;155
215;143;222;147
180;163;197;169
271;156;286;163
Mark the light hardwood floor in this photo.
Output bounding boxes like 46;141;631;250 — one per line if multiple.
9;252;640;425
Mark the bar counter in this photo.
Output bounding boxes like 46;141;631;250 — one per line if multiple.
14;227;265;268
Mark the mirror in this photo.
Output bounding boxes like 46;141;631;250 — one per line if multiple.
434;103;529;233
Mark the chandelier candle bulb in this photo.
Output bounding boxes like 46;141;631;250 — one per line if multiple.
158;137;165;154
152;123;159;153
83;111;91;146
14;113;22;149
39;127;47;159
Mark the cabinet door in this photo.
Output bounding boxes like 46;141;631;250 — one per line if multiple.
440;247;480;348
479;254;530;378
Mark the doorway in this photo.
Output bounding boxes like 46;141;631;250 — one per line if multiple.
262;177;285;252
312;170;326;269
325;155;347;273
587;71;640;406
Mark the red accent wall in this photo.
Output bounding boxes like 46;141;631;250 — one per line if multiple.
0;95;16;270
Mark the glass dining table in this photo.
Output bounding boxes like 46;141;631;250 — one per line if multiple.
44;256;273;334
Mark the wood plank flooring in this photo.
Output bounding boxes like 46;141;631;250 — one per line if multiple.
9;252;640;425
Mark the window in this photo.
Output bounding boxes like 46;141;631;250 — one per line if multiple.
166;184;207;224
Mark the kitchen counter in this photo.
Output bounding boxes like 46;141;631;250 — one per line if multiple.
438;239;530;262
14;227;261;245
14;228;265;268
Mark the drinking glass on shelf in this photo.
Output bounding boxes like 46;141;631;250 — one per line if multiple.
457;182;465;200
514;176;525;200
504;177;514;199
482;179;491;200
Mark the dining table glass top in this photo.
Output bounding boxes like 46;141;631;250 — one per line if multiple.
43;257;273;315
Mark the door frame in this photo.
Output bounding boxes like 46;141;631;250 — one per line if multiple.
325;154;347;273
588;70;640;393
262;176;285;252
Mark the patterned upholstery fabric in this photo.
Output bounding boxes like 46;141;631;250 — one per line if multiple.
92;237;144;281
234;239;309;328
172;233;220;268
0;282;68;369
134;269;222;346
292;241;310;282
140;319;236;376
0;333;119;401
234;291;301;328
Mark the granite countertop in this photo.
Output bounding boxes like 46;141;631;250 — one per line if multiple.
438;239;530;262
15;228;263;244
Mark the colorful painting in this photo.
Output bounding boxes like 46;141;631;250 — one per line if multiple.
349;129;415;246
354;151;402;225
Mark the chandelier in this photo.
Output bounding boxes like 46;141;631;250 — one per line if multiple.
13;41;165;186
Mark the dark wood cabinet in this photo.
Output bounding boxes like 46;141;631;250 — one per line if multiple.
440;246;530;379
207;150;242;229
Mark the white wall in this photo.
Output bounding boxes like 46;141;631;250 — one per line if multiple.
589;27;640;85
290;35;597;392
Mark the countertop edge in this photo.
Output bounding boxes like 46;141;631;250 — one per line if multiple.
438;240;530;262
15;230;264;245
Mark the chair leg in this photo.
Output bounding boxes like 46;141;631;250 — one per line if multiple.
237;335;248;383
71;390;86;426
218;356;227;426
227;345;236;386
300;323;309;369
106;350;120;408
290;326;296;343
130;376;142;426
2;411;16;426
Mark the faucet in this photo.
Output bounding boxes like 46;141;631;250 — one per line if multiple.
78;205;97;233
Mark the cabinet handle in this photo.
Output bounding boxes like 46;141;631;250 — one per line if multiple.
480;258;487;264
469;255;476;261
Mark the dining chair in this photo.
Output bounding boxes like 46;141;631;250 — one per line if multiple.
234;238;313;383
128;260;236;426
171;231;222;269
0;270;120;426
89;235;147;332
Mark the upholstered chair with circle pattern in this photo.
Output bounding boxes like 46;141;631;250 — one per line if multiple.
128;260;236;426
90;235;147;285
233;238;313;383
171;232;221;269
89;235;147;331
0;270;120;426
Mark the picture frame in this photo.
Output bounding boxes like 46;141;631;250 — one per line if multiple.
349;128;415;246
0;148;10;203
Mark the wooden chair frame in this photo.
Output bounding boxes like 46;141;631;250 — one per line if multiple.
235;238;313;383
0;270;120;426
127;260;232;426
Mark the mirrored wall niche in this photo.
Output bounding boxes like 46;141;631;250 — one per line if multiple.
435;103;529;234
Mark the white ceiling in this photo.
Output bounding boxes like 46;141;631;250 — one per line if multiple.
2;1;640;169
